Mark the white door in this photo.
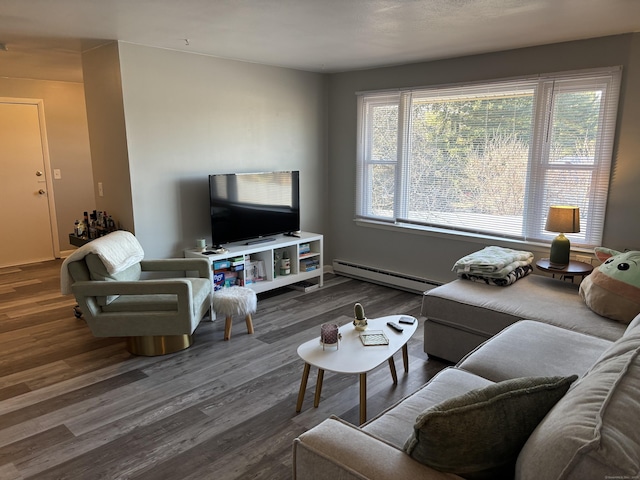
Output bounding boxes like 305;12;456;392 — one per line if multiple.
0;100;58;267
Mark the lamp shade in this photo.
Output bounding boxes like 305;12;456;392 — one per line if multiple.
545;206;580;234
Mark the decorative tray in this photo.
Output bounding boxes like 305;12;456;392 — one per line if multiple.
359;330;389;346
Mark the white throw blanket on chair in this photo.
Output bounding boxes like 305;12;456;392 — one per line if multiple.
60;231;145;295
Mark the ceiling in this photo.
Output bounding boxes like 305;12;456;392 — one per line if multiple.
1;0;639;83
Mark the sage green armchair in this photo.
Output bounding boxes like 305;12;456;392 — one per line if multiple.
62;232;213;356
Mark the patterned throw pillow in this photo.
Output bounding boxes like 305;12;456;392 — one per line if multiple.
404;375;577;479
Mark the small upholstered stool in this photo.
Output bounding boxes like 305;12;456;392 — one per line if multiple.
212;286;257;340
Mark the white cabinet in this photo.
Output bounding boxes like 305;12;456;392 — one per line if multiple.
184;232;323;294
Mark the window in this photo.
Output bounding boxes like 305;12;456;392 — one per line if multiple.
356;68;621;248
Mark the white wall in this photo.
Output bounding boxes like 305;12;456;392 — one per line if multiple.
327;34;640;284
114;43;327;258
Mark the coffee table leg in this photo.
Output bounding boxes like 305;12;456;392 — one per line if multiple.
296;362;311;413
314;369;325;408
402;344;409;373
388;357;398;384
359;373;367;425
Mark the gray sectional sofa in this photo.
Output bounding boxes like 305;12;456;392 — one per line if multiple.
292;275;640;479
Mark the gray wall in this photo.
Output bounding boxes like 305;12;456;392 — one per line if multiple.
326;33;640;285
82;42;135;233
3;32;637;280
111;43;327;258
0;77;94;252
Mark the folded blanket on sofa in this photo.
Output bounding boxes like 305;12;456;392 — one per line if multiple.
453;246;534;275
459;264;533;287
480;258;534;278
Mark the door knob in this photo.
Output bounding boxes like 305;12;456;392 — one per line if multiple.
38;189;46;195
36;171;43;176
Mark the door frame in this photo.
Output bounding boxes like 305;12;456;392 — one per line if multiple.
1;97;61;259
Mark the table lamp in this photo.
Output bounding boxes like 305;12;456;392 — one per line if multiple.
545;206;580;267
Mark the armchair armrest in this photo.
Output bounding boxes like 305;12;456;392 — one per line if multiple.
72;279;193;298
71;279;204;337
141;258;211;280
293;416;461;480
72;278;199;323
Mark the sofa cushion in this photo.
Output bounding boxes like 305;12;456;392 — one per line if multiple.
294;416;463;480
85;253;142;306
423;274;625;339
362;367;494;449
422;274;626;362
404;375;577;479
458;320;611;382
516;333;640;480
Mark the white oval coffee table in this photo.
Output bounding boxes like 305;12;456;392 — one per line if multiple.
295;314;418;424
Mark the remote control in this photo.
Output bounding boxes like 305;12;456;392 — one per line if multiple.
399;316;416;325
387;321;404;332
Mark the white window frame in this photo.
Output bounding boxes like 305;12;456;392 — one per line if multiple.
356;67;621;249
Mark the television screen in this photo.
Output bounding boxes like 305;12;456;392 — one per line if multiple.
209;171;300;246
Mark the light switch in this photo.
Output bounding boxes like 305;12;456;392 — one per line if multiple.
98;182;104;197
53;169;62;179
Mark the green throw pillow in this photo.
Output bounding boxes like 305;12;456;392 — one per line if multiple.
404;375;578;479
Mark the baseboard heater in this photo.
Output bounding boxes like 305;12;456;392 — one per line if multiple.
332;259;441;293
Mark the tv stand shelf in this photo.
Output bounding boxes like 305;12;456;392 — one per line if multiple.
184;232;323;294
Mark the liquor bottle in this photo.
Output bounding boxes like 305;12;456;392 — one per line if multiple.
83;211;89;239
89;212;97;239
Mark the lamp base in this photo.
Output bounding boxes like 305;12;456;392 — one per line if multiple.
549;233;570;267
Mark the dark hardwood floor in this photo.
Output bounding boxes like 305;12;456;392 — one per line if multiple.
0;260;449;479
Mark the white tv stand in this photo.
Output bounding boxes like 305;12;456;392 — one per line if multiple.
184;231;323;294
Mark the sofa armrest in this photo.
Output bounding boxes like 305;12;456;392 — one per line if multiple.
141;258;212;280
293;416;462;480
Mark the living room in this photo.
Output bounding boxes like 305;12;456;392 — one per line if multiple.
1;2;640;478
1;4;639;280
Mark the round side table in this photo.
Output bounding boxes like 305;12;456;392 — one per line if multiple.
535;258;593;283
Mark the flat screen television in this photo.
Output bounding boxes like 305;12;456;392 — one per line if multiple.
209;171;300;247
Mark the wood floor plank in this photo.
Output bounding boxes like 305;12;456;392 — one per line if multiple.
0;383;30;402
0;261;449;479
0;461;22;480
0;425;74;466
0;370;148;431
131;390;307;480
29;407;210;480
0;361;71;391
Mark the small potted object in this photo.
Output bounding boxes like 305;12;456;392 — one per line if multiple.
353;302;368;331
320;323;341;350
